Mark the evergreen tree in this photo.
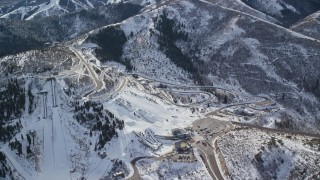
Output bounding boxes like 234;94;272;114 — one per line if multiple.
224;95;228;104
26;134;31;146
26;146;32;155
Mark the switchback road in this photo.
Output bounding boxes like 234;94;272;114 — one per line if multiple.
70;47;104;91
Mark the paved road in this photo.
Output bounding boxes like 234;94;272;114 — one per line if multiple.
196;146;222;180
123;76;319;180
193;117;232;180
194;97;319;180
127;156;153;180
126;72;232;92
70;47;103;91
111;76;128;96
88;76;128;100
232;121;320;138
190;96;271;180
124;73;247;180
126;72;310;180
163;89;214;107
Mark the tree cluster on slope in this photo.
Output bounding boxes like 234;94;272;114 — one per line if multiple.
8;132;34;159
27;85;34;114
8;138;23;156
154;11;203;85
303;78;320;99
89;26;132;71
0;2;143;58
0;79;25;121
0;24;43;58
74;101;124;150
0;121;22;143
0;152;13;179
0;79;25;142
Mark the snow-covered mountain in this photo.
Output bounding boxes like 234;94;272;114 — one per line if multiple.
0;0;111;20
239;0;320;26
0;0;157;20
0;2;142;57
291;10;320;40
81;0;320;133
0;0;319;179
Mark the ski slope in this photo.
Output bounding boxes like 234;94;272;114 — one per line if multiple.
26;0;61;20
38;80;71;180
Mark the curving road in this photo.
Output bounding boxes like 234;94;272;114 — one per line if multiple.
70;47;104;91
192;118;232;180
127;156;153;180
232;121;320;138
193;96;319;180
87;75;128;101
191;96;273;180
125;73;246;180
123;74;319;180
126;72;233;92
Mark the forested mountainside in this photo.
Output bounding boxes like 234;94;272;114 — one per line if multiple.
0;0;319;179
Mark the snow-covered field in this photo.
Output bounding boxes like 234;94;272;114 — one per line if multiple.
0;66;209;179
136;158;211;179
218;127;320;180
0;0;319;179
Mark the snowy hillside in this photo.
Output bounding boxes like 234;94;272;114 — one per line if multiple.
82;0;320;134
240;0;320;26
0;0;159;20
218;127;320;179
0;0;110;20
0;0;319;179
0;45;213;179
0;2;142;57
291;10;320;40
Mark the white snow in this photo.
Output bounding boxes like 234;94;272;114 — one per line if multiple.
218;128;320;179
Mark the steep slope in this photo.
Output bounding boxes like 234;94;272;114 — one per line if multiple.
166;0;320;133
0;0;47;20
0;0;105;20
83;0;320;133
240;0;320;26
0;2;142;57
291;11;320;40
0;43;206;179
209;0;281;25
0;0;155;20
1;0;320;179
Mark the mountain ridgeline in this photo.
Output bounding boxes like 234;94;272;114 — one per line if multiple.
0;2;142;58
240;0;320;27
0;0;320;179
100;0;320;133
